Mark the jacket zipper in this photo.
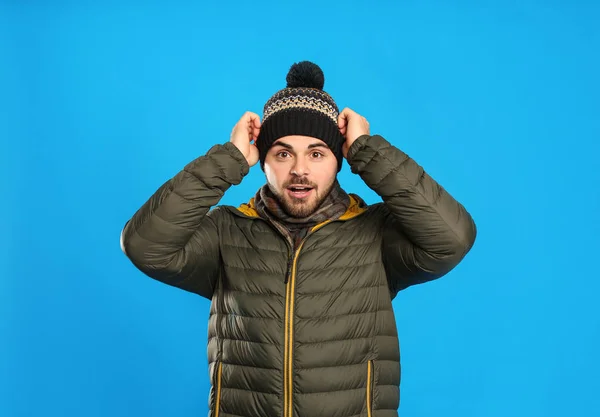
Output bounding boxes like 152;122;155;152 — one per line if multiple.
283;220;332;417
284;241;303;417
214;361;223;417
366;360;373;417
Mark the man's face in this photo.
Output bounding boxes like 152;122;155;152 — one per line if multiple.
264;135;338;218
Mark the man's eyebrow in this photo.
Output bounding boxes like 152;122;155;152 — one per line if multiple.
272;141;293;150
271;141;328;151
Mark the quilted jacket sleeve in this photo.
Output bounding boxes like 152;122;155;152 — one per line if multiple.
346;134;477;298
120;142;249;300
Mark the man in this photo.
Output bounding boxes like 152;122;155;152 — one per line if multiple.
120;61;477;417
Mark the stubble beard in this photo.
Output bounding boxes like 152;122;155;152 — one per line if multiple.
270;179;335;218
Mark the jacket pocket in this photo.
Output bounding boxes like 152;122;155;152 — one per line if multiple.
366;360;374;417
213;361;223;417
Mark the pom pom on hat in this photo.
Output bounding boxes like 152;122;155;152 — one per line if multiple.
286;61;325;90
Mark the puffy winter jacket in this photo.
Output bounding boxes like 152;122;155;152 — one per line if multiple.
121;134;477;417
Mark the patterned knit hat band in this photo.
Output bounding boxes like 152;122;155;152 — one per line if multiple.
257;61;345;172
263;88;340;124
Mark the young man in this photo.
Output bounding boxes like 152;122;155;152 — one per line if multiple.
120;61;477;417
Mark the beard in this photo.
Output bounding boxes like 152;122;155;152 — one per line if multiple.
269;177;335;218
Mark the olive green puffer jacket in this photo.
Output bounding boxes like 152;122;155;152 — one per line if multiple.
121;134;477;417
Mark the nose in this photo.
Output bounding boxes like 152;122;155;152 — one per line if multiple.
291;156;310;176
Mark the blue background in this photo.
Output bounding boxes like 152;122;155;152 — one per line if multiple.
2;1;599;416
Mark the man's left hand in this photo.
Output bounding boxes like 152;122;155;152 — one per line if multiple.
338;107;370;158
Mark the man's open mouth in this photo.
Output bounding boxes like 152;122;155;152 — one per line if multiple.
287;185;314;198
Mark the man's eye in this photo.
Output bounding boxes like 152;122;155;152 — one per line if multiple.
311;152;323;158
278;151;290;158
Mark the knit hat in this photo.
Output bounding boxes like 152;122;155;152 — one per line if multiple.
257;61;345;172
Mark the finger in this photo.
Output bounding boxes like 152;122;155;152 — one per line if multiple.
243;110;260;119
245;111;261;126
240;111;260;128
246;116;261;135
338;111;348;128
341;108;355;125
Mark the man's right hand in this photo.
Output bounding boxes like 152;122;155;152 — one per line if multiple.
230;111;261;167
